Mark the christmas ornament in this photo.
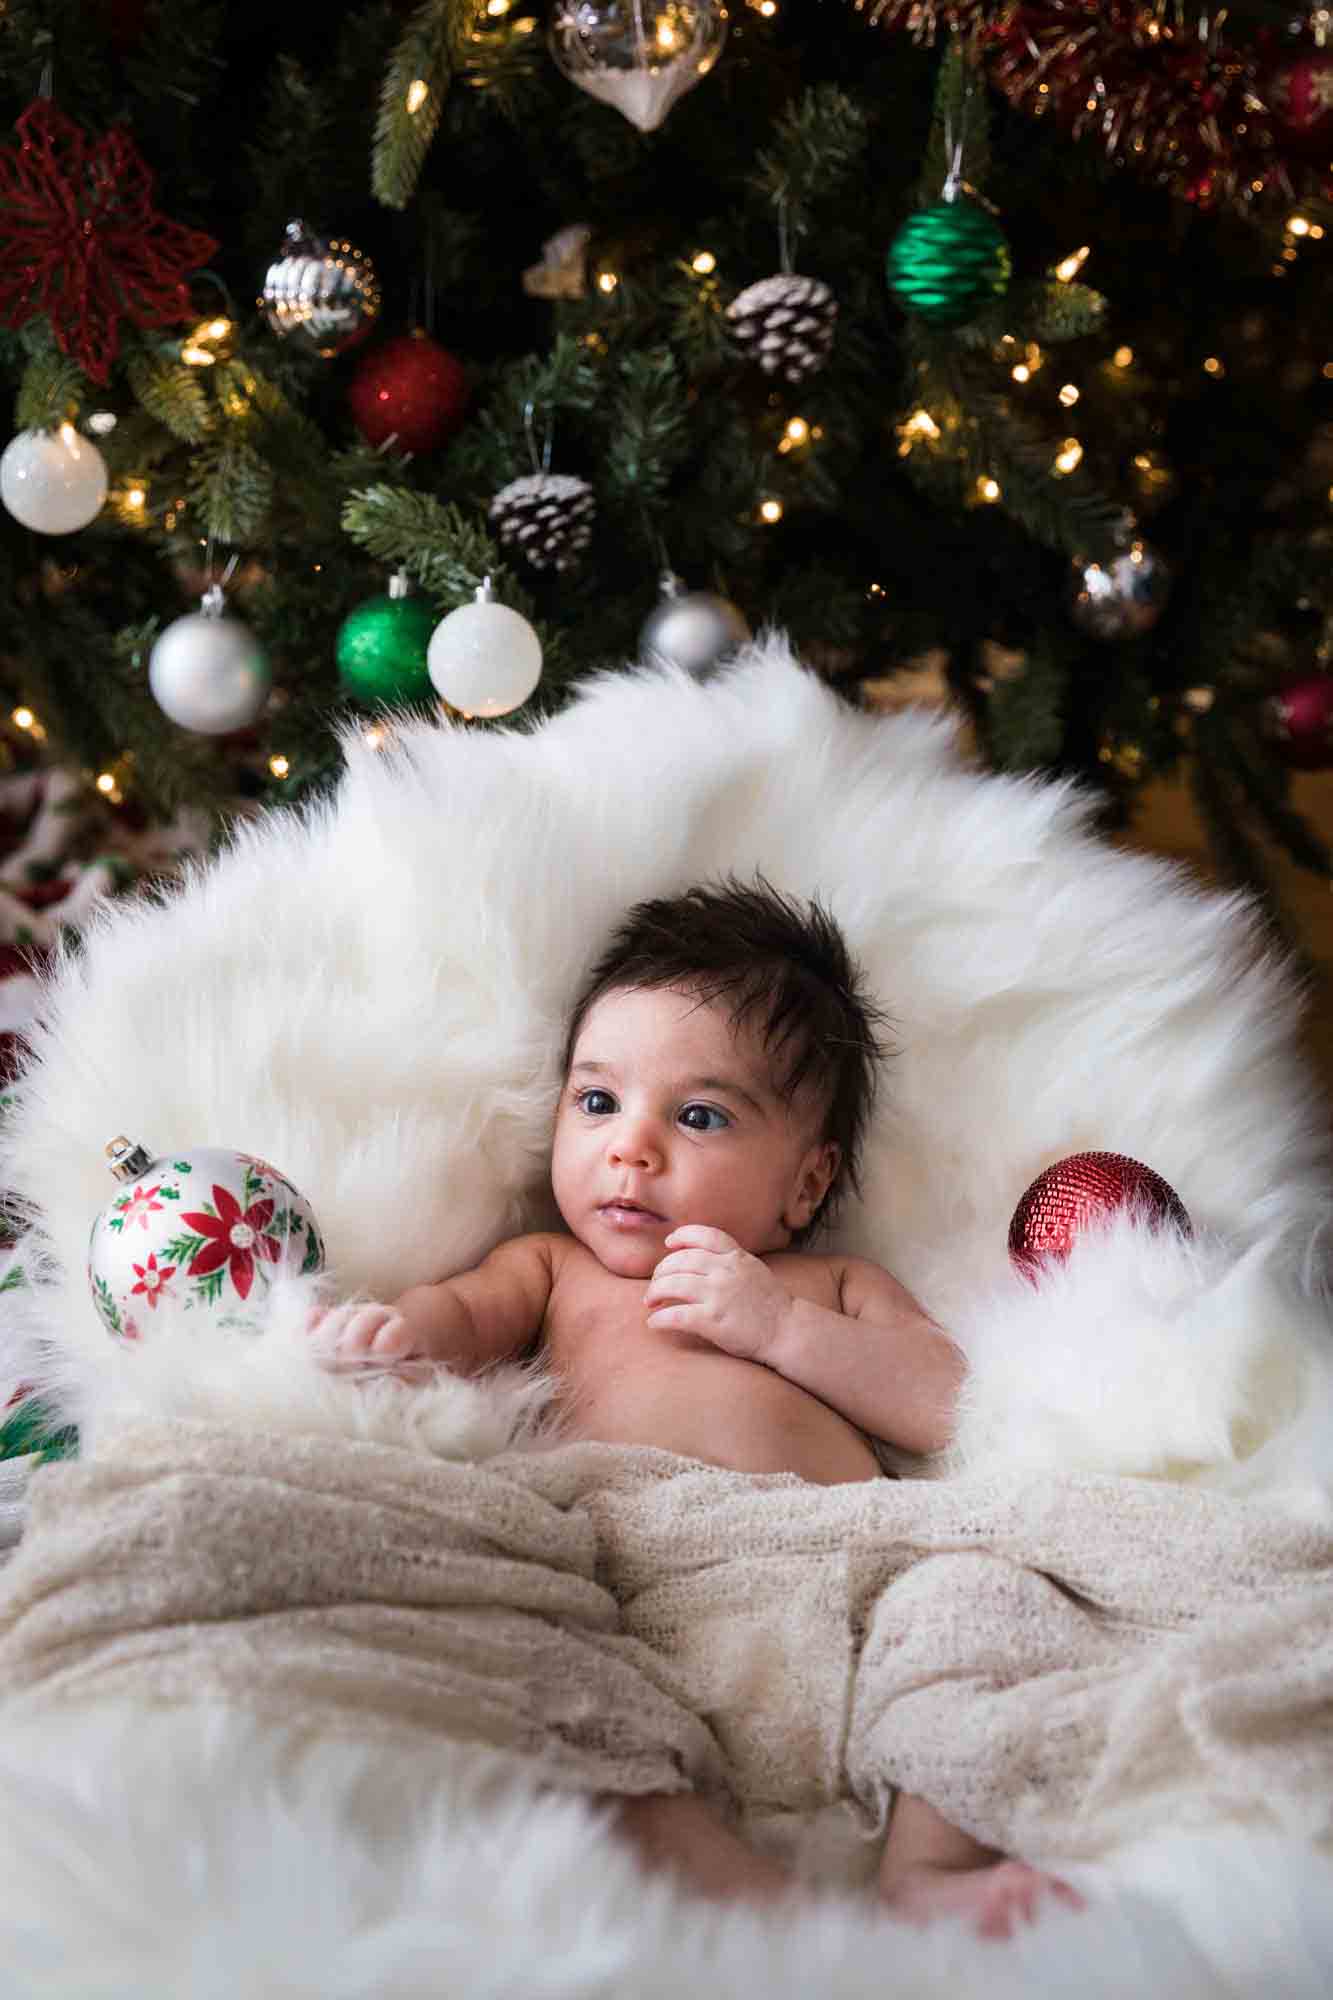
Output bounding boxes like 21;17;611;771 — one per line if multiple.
1264;45;1333;156
1;425;108;534
1009;1151;1191;1277
640;570;750;678
522;222;592;301
1068;543;1170;642
489;472;596;572
347;330;469;453
336;571;436;705
726;274;837;386
1265;674;1333;771
548;0;728;132
427;578;544;718
886;193;1011;327
148;582;271;734
0;98;219;384
260;219;381;359
88;1135;325;1341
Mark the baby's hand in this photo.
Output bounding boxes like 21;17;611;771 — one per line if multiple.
307;1301;436;1382
645;1225;792;1363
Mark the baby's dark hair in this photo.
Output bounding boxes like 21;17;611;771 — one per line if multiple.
562;875;892;1241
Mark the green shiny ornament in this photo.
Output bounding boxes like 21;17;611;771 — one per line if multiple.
336;579;437;704
886;196;1012;327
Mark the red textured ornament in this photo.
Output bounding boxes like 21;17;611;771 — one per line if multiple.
346;331;469;454
0;99;219;384
1265;49;1333;157
1009;1151;1191;1277
1265;675;1333;771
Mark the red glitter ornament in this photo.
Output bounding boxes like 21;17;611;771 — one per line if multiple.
0;99;219;385
1265;674;1333;772
1265;47;1333;156
1009;1151;1191;1277
346;330;469;454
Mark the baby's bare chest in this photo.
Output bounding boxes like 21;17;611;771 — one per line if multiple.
541;1254;878;1484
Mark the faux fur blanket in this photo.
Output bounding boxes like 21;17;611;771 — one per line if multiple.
4;1418;1331;1875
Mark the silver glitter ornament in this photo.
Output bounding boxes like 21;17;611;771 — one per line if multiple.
725;273;838;385
1068;542;1170;642
548;0;727;133
639;571;750;678
259;220;381;359
148;583;271;734
489;472;596;572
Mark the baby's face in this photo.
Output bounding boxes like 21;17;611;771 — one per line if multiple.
551;984;836;1280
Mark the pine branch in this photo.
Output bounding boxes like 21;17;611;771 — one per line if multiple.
748;85;869;246
125;347;213;444
15;347;90;431
372;0;456;210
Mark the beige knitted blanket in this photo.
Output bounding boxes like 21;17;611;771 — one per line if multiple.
2;1420;1331;1865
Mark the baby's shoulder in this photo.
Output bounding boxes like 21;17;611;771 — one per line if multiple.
763;1247;845;1309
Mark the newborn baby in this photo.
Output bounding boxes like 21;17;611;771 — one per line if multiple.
314;877;1083;1938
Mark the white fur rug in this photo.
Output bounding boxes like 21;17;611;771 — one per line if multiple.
2;631;1333;1992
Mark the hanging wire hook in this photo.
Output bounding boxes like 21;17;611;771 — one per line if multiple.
523;398;553;476
777;196;790;276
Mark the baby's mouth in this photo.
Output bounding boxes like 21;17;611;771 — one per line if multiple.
600;1198;665;1223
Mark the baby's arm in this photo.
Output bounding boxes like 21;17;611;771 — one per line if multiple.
317;1232;561;1378
647;1229;961;1455
771;1255;964;1456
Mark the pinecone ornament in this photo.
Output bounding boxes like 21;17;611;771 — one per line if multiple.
488;472;595;572
725;273;837;385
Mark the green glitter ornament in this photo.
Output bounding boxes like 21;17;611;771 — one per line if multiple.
886;194;1011;328
336;572;437;704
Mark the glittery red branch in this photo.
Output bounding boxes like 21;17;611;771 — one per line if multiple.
0;99;219;384
856;1;1332;212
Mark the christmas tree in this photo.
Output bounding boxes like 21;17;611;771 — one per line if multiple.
1;0;1332;946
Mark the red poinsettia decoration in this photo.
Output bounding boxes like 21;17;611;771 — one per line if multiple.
181;1183;283;1301
130;1250;177;1308
0;98;219;384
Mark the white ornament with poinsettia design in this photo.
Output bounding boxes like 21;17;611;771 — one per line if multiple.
87;1136;325;1341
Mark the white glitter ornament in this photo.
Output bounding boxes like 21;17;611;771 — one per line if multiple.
639;569;750;678
427;578;543;717
548;0;728;133
88;1135;325;1342
1;424;108;534
149;582;271;734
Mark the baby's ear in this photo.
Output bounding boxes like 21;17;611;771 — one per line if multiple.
786;1141;840;1230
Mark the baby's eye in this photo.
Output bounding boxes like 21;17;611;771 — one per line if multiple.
576;1087;617;1116
678;1102;730;1133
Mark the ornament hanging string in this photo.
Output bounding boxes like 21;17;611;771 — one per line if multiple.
523;399;555;477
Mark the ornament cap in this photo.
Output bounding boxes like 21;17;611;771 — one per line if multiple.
474;574;497;604
105;1136;154;1183
388;569;412;600
199;582;226;618
657;570;686;600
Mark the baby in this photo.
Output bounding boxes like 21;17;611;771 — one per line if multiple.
316;877;1083;1938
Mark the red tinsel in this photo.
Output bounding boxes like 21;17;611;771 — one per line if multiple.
857;0;1332;214
0;98;219;385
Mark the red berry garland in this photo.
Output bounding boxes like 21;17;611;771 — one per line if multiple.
0;99;219;384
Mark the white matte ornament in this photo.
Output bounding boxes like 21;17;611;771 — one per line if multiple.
149;584;271;735
548;0;728;132
0;425;108;535
639;570;750;678
427;580;543;718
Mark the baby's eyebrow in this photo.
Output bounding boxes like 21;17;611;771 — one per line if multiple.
677;1073;769;1117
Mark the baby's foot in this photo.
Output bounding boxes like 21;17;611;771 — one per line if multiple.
881;1858;1085;1941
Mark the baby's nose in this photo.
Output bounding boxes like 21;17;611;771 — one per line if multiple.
607;1120;661;1168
